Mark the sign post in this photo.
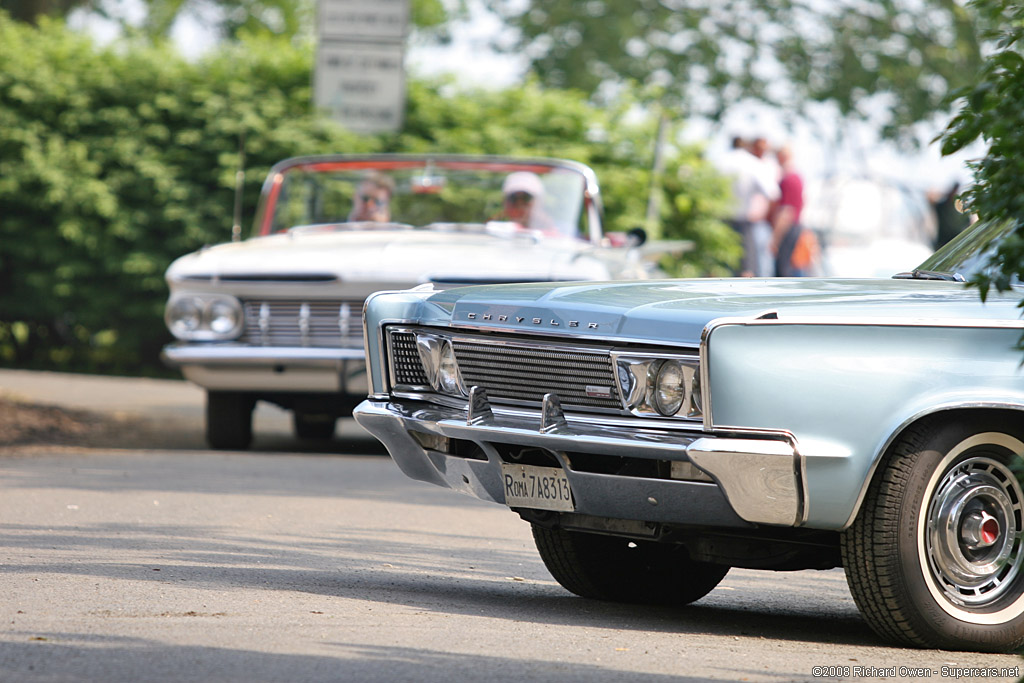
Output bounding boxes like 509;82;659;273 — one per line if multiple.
314;0;409;133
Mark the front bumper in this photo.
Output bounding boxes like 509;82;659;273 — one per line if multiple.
162;343;367;394
353;397;806;527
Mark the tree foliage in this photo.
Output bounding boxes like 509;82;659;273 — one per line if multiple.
0;14;734;375
940;0;1024;323
497;0;987;139
1;0;451;41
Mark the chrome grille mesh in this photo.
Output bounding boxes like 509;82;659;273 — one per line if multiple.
388;328;622;411
240;299;363;347
390;332;431;386
452;341;621;409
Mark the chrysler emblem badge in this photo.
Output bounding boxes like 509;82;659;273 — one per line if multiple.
464;312;598;329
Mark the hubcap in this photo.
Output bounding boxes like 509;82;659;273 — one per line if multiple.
926;455;1023;608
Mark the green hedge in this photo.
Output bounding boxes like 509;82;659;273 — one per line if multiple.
0;15;735;376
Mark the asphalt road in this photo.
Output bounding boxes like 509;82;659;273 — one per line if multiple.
0;370;1021;682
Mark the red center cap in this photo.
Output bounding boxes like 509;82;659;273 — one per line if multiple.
981;518;1000;546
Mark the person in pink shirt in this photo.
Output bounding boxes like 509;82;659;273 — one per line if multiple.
771;145;818;276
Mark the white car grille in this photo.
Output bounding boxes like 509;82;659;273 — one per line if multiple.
240;299;364;347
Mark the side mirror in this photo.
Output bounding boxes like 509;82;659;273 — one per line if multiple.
627;227;647;247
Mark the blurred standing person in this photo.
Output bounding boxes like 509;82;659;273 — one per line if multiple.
747;137;780;277
718;135;780;276
930;182;970;249
771;144;819;276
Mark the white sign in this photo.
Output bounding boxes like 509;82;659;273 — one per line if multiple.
315;0;408;133
314;41;406;133
318;0;409;41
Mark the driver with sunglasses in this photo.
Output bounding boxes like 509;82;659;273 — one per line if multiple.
348;172;395;223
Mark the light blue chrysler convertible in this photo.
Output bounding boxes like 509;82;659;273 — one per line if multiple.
353;218;1024;652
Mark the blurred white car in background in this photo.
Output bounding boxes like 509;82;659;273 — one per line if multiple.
161;154;661;450
802;175;938;277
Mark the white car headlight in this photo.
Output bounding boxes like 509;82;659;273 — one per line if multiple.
613;352;699;419
167;297;203;336
652;360;686;417
209;300;242;335
165;294;243;341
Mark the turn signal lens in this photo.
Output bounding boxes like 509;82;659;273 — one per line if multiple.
688;373;703;418
437;341;465;396
416;334;443;387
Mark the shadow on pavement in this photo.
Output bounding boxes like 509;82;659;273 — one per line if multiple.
0;636;735;683
0;517;879;652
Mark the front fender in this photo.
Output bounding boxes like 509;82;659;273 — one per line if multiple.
703;319;1024;529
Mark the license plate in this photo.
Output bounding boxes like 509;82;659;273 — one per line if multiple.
500;463;574;511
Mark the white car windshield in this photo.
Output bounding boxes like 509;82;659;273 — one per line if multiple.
257;159;588;240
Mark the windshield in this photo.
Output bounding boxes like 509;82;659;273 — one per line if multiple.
254;159;589;240
912;218;1015;282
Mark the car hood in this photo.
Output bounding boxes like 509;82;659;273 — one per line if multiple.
420;277;1017;346
166;229;614;286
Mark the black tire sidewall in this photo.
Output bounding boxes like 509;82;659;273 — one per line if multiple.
206;391;254;450
896;419;1024;650
532;525;728;606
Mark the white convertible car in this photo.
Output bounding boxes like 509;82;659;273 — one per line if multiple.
162;155;660;449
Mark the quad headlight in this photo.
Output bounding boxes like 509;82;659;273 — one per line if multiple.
165;294;243;341
416;333;466;397
613;353;701;419
652;360;686;416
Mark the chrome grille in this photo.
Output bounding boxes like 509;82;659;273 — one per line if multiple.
388;328;622;412
240;299;364;347
453;340;621;409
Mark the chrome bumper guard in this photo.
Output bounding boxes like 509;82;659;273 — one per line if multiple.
353;390;805;527
162;343;366;368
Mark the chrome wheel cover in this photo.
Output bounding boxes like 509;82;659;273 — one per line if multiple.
925;453;1024;609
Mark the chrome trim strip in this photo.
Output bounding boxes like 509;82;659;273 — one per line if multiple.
699;325;714;430
161;344;364;366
